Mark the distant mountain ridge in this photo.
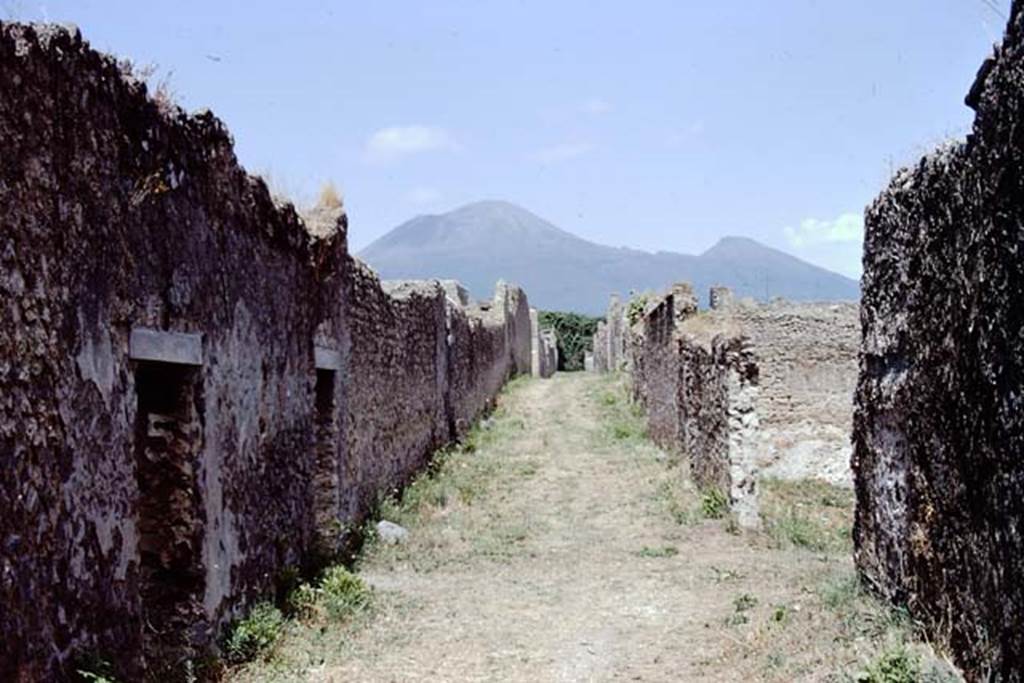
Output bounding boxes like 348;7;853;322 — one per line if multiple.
358;200;860;315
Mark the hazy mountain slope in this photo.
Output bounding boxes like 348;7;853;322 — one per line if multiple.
358;201;859;314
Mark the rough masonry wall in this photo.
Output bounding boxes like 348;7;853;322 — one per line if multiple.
446;283;531;438
0;23;534;681
728;302;858;486
529;308;558;378
626;291;760;525
344;275;449;522
0;23;331;678
632;295;680;449
854;4;1024;677
593;295;627;373
678;336;760;527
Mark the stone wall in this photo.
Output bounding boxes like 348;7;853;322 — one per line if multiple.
854;3;1024;676
592;295;627;373
627;291;760;525
530;308;558;378
728;301;858;485
0;23;533;681
605;284;857;526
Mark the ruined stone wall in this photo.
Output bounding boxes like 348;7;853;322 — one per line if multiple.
627;292;760;526
499;282;532;377
633;295;679;448
727;301;858;485
678;335;760;528
854;4;1024;676
0;23;533;680
345;276;449;521
529;308;558;378
592;295;628;374
447;284;531;437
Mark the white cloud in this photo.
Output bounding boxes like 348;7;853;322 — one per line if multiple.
783;212;865;278
581;97;613;115
784;212;863;248
529;142;594;164
406;186;442;204
364;125;456;164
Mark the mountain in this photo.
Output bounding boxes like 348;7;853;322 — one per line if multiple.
358;201;860;315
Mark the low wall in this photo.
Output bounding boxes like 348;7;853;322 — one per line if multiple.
854;3;1024;676
0;23;533;681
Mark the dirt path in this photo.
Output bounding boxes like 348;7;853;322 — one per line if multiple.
235;373;951;682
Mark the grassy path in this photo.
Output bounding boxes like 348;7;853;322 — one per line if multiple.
232;373;956;682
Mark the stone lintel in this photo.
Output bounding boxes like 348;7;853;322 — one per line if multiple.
314;346;342;371
129;328;203;366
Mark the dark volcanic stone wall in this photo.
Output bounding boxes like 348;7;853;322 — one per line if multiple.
344;275;449;522
0;23;533;681
854;4;1024;678
0;23;328;679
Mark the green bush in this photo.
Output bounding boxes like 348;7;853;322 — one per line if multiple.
537;310;602;371
319;566;371;620
627;293;651;325
285;582;319;619
223;602;284;664
857;645;921;683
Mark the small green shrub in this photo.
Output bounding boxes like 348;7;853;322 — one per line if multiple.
734;593;758;612
285;582;319;619
319;566;371;620
857;645;921;683
223;602;284;664
701;488;728;519
627;293;651;325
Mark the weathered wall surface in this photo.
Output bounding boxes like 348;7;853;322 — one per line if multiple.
678;336;760;528
592;295;627;373
854;4;1024;677
0;23;533;681
728;302;858;486
530;308;558;378
346;276;449;521
610;283;856;525
632;295;679;448
447;283;532;437
626;292;760;525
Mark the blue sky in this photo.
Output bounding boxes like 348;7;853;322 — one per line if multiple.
5;0;1013;276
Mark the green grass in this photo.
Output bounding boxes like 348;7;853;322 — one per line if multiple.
856;645;921;683
318;566;371;620
760;478;854;553
223;603;285;664
700;488;728;519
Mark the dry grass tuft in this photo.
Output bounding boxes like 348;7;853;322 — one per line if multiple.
317;182;344;210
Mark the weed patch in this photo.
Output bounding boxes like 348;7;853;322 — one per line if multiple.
700;488;728;519
760;478;854;553
223;603;285;664
856;645;921;683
